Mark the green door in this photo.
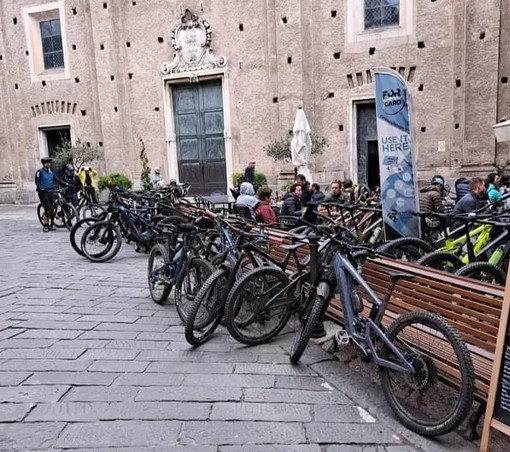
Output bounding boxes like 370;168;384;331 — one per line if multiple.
172;80;227;195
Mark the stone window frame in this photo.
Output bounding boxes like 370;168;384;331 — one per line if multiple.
23;1;70;83
345;0;414;48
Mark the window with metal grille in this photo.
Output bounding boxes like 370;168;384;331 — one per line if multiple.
40;19;64;69
364;0;400;30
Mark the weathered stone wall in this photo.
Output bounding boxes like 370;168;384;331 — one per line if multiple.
0;0;504;201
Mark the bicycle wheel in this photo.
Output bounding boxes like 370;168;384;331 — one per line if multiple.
62;204;80;231
81;221;122;263
147;243;172;304
70;217;99;257
379;311;474;437
53;204;66;228
289;290;330;364
37;204;45;226
376;238;434;262
455;262;506;286
415;251;463;273
225;266;294;346
79;203;107;219
175;257;215;324
185;267;230;346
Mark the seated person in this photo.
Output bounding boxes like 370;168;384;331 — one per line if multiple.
280;183;302;217
310;183;325;203
236;182;259;210
255;187;277;224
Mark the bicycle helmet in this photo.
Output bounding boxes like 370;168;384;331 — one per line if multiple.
66;164;74;172
41;157;52;164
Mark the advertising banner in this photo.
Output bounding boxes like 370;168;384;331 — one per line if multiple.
374;67;419;238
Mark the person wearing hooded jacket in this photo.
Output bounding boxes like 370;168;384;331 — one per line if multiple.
235;182;259;210
418;176;445;234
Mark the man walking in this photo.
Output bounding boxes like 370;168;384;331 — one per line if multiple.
244;161;256;185
418;176;445;237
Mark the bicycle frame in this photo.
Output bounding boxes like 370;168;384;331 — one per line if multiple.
333;253;414;374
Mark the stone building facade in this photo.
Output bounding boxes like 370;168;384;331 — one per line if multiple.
0;0;508;201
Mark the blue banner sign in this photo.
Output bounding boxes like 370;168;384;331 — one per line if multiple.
374;68;419;238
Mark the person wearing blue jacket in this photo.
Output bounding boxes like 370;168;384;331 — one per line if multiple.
35;157;66;232
486;173;502;203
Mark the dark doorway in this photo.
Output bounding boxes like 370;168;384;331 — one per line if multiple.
44;127;71;158
42;126;71;175
172;79;227;195
356;102;380;190
367;140;380;189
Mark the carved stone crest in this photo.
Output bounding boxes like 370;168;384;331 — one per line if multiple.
161;9;227;77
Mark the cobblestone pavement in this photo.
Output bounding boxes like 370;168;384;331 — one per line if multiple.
0;205;476;451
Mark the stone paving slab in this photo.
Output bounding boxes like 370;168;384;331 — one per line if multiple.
0;206;477;451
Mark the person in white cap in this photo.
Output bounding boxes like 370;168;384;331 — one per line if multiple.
151;167;164;189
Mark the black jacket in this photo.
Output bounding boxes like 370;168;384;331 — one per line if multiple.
281;193;302;217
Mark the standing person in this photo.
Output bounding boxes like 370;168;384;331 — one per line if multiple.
35;157;65;232
486;173;502;203
78;166;98;203
151;167;164;189
255;187;277;224
62;164;82;207
295;174;311;206
326;180;343;202
452;177;486;215
281;183;303;217
418;176;445;236
244;161;256;185
310;183;325;203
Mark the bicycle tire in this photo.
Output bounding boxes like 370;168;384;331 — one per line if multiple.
37;203;45;226
455;261;506;286
225;266;294;346
79;204;107;219
147;243;172;304
53;204;66;228
415;251;463;273
289;291;330;364
175;257;215;324
70;217;99;257
379;311;475;437
376;237;434;262
63;204;80;231
81;221;122;263
185;267;229;346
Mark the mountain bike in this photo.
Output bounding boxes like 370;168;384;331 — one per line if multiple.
288;223;475;437
37;186;79;231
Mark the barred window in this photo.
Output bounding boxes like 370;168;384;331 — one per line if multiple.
40;19;64;69
364;0;400;30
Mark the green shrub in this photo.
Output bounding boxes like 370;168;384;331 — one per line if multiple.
232;171;268;187
97;173;133;191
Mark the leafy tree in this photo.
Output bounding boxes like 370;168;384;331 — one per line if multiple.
263;133;328;162
53;138;103;173
139;137;152;192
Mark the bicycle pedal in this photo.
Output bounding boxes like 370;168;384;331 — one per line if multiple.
335;330;350;346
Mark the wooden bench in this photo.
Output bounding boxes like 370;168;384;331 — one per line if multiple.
328;257;504;439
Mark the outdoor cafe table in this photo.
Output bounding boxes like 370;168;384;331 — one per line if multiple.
203;195;236;213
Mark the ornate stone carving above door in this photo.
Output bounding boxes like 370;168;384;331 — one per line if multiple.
160;9;227;76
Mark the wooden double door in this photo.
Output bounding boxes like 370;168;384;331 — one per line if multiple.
172;80;227;195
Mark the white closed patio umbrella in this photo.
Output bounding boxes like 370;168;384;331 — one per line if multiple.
290;107;313;183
